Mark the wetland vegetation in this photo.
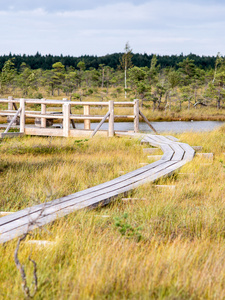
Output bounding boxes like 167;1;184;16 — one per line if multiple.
0;125;225;299
0;50;224;122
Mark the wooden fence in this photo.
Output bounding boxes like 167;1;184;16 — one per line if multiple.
0;97;157;138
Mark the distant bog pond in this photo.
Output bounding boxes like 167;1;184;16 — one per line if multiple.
75;121;224;133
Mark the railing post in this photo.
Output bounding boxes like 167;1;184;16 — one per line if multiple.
63;103;70;137
20;98;25;133
84;105;91;130
108;100;114;137
64;97;76;129
41;98;46;128
8;96;13;111
134;99;139;133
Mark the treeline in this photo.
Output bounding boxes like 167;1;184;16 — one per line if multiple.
0;53;224;111
0;52;218;71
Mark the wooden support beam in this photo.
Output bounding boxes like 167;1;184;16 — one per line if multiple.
154;185;176;190
108;100;114;137
63;98;76;129
139;110;157;133
134;99;139;133
196;153;213;160
4;108;22;133
192;146;203;151
84;105;91;130
8;96;13;111
7;96;19;125
91;111;110;138
118;171;125;175
63;103;70;137
20;98;25;133
143;148;158;154
41;98;46;128
147;155;162;160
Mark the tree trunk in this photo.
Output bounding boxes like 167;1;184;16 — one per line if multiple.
188;97;191;110
164;91;169;110
157;95;162;110
125;61;127;99
169;95;172;111
102;69;105;88
217;96;221;109
178;98;182;111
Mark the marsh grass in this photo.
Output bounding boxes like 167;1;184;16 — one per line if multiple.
0;126;225;299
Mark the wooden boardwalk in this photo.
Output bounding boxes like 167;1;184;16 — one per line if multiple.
0;134;195;244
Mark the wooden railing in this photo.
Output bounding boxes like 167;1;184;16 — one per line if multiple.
0;97;157;137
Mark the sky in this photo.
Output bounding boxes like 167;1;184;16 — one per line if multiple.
0;0;224;57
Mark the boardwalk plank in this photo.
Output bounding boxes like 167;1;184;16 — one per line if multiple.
0;160;167;227
179;143;195;161
168;144;185;161
0;160;185;243
0;161;176;236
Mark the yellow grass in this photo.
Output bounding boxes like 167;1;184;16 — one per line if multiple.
0;125;225;299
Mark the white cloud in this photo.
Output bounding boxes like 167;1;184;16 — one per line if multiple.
0;1;224;56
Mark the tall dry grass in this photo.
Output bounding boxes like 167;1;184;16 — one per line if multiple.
0;126;225;299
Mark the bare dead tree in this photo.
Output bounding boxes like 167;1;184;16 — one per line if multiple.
14;233;38;298
14;202;48;298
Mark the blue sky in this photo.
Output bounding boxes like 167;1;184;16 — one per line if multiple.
0;0;224;56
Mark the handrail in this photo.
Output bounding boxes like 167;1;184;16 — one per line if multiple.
0;98;135;106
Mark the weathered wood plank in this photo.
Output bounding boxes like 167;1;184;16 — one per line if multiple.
160;144;175;160
196;153;214;160
142;148;158;154
0;160;183;241
0;160;170;228
0;160;167;227
169;144;185;161
179;143;195;161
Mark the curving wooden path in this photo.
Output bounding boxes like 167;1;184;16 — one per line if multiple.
0;134;195;243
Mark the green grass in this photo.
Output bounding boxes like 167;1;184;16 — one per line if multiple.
0;126;225;299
